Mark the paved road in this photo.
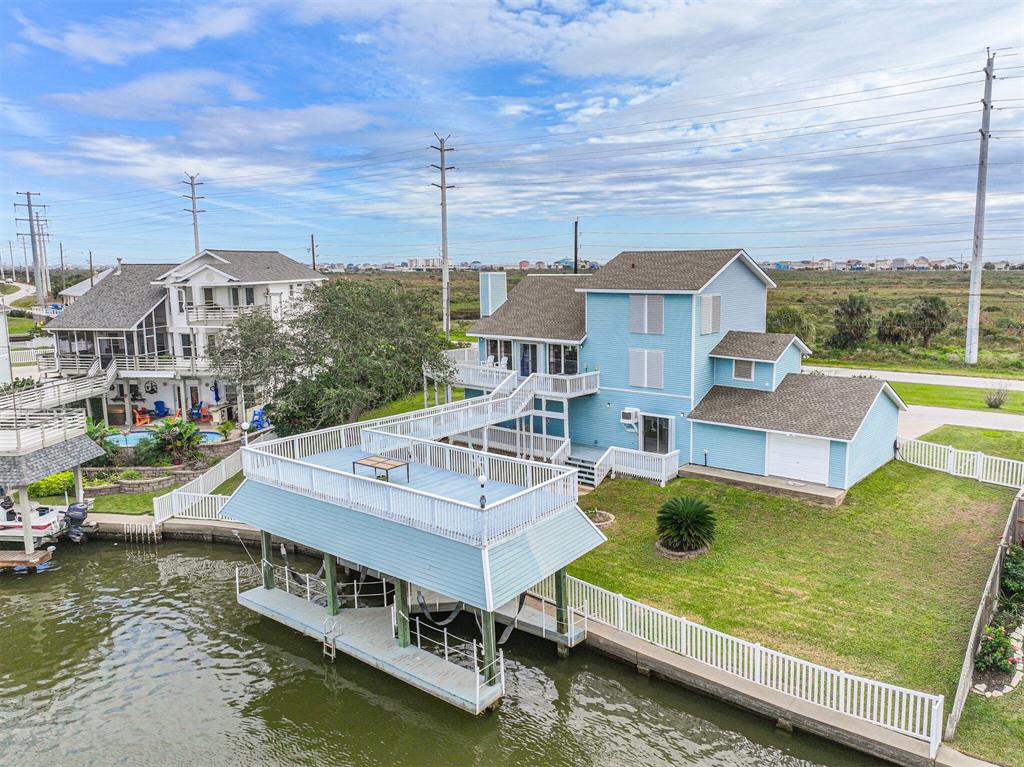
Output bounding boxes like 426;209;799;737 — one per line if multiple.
899;405;1024;439
1;280;35;307
805;365;1024;392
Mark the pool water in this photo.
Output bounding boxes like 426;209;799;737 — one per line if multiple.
106;430;224;447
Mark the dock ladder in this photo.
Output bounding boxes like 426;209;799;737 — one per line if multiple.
322;617;339;662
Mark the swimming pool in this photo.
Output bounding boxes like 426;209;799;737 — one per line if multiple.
105;430;225;447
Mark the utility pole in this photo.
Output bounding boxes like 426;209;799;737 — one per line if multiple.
6;241;14;282
431;134;454;340
88;251;95;287
573;217;580;274
309;234;318;270
59;242;65;295
19;237;29;282
965;49;995;365
14;191;45;302
182;172;205;256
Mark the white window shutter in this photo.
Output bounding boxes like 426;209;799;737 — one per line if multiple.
646;295;663;334
628;349;645;387
646;350;664;389
712;294;722;333
629;295;645;333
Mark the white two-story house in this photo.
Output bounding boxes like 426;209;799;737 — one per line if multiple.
44;249;324;426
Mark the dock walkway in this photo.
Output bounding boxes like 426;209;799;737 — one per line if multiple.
239;586;503;714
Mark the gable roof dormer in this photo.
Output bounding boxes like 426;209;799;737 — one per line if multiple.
154;249;323;285
709;331;812;362
576;249;775;293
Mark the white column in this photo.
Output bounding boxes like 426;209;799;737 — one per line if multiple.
74;465;84;503
18;487;33;554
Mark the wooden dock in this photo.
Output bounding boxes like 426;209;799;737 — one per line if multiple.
238;586;503;714
0;549;52;569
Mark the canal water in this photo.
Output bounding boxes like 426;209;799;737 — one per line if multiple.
0;542;884;767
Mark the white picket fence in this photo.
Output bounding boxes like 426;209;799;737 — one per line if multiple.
153;451;241;524
533;573;944;756
900;438;1024;489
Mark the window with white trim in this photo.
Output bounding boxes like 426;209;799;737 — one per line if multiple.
628;295;664;334
628;348;664;389
486;339;513;368
548;344;578;375
700;294;721;334
733;359;754;380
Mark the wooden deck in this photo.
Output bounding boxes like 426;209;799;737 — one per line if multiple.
306;445;525;506
239;586;503;714
0;549;52;568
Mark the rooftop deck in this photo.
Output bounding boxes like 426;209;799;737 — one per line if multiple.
239;585;503;714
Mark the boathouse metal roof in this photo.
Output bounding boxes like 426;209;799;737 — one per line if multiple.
220;479;605;611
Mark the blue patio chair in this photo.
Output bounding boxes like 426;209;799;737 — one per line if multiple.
152;401;171;418
189;401;204;420
250;407;269;431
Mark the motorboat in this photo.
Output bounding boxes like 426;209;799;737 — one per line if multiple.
0;494;93;545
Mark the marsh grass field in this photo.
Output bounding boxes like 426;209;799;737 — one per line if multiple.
337;268;1023;376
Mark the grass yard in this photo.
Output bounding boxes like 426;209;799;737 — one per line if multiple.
212;472;245;496
0;283;18;295
32;486;180;515
5;315;37;334
571;461;1014;704
920;426;1024;461
954;687;1024;767
358;387;465;421
10;295;35;309
890;382;1024;415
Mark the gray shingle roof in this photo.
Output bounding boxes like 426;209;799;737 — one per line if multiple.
580;250;759;291
709;331;806;362
59;268;114;298
0;435;106;485
193;250;322;282
469;275;589;342
688;374;898;441
47;263;174;331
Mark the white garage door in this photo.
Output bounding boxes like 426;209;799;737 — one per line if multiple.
766;433;830;485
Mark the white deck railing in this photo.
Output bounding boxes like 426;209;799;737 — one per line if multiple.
53;352;213;375
452;425;569;464
593;446;680;487
533;573;944;757
0;366;109;411
0;408;87;455
900;438;1024;489
185;303;259;325
448;361;600;399
153;450;243;524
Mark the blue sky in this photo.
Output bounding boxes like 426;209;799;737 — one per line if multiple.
1;0;1022;268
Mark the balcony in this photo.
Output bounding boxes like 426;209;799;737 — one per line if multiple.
243;422;579;547
185;303;259;326
0;409;87;455
54;353;212;376
437;348;599;398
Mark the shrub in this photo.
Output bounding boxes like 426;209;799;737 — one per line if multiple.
118;469;143;480
217;419;236;438
985;387;1008;409
909;296;950;348
657;496;716;552
1001;544;1024;595
133;435;169;466
975;624;1016;674
27;471;74;498
876;310;914;345
85;417;120;466
828;293;872;349
766;306;816;344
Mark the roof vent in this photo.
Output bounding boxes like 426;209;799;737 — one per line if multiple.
115;258;123;275
630;262;636;269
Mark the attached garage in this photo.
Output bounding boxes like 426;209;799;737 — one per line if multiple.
766;433;829;484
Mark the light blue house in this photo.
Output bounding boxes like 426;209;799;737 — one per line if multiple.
465;249;905;491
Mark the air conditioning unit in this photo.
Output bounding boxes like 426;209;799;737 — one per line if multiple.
620;407;640;425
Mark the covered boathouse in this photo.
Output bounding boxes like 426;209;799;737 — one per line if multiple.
220;410;605;714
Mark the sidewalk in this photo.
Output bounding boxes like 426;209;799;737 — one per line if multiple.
805;365;1024;392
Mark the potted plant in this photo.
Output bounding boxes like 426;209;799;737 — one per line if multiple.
655;496;716;560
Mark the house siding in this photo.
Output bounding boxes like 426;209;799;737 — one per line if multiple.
773;343;803;387
712;357;775;390
691;422;766;475
846;393;900;486
693;259;768;404
568;388;691;462
828;440;847;489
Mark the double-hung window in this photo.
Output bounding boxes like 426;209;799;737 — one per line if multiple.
628;348;664;389
700;294;722;334
486;339;513;369
244;287;256;306
180;334;194;359
229;288;240;307
629;295;664;334
548;345;578;375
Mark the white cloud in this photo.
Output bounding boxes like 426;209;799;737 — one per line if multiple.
0;96;51;138
499;102;534;117
50;70;258;119
14;5;255;65
184;103;375;150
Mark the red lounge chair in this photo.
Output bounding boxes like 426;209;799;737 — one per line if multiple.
133;408;151;426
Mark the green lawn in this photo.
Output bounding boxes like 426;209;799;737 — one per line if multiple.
5;315;36;334
571;461;1014;705
890;382;1024;416
358;387;465;421
811;358;1024;381
11;295;35;309
0;283;18;295
32;486;180;515
211;472;245;496
954;687;1024;767
920;426;1024;461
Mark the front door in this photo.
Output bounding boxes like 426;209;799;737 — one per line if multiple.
518;343;538;376
641;415;671;454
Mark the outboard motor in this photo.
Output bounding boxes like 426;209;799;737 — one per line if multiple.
65;501;90;544
1;493;14;522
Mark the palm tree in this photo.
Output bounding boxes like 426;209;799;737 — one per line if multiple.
657;496;716;552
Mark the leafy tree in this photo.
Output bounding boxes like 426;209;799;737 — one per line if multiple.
766;306;816;344
210;279;454;436
908;295;950;348
827;293;872;349
657;496;716;552
876;310;914;345
85;416;119;466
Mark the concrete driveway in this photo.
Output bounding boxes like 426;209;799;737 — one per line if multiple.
899;405;1024;440
805;365;1024;392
